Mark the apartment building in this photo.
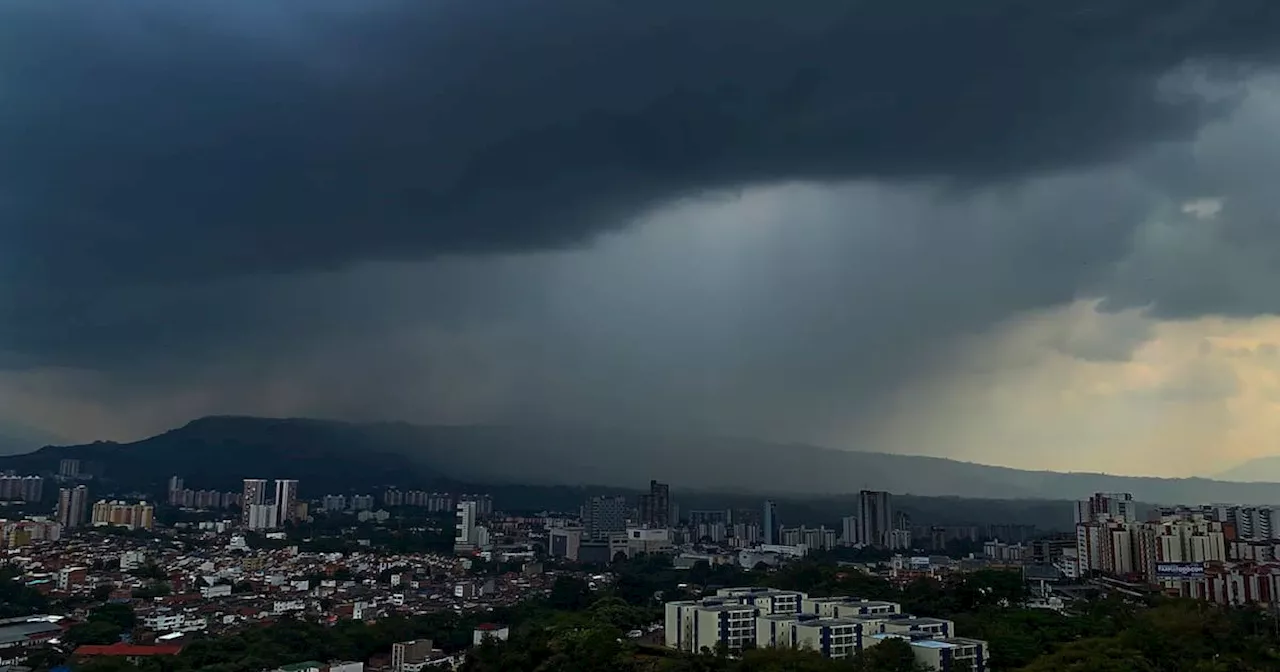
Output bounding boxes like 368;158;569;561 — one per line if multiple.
90;500;155;530
883;616;955;638
665;588;985;670
801;596;902;618
793;618;864;659
1074;492;1137;524
892;636;989;672
664;598;759;653
716;586;804;615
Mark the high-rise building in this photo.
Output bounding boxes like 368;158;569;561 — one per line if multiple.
1074;492;1137;524
350;494;374;511
167;476;185;506
584;495;628;540
456;500;478;552
57;485;89;528
841;515;860;546
763;500;778;545
0;475;43;502
322;494;347;512
459;494;493;517
273;479;299;527
1215;505;1280;541
638;480;671;528
781;526;838;550
246;503;276;531
241;479;268;527
857;490;893;548
58;459;81;479
91;500;155;530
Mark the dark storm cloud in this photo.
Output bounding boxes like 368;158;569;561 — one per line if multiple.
4;0;1280;452
1100;83;1280;319
2;0;1280;295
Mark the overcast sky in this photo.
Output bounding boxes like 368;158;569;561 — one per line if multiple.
4;1;1280;477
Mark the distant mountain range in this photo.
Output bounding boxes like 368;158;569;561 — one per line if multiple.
1;416;1279;506
1216;457;1280;484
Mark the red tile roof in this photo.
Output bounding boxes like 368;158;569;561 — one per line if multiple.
74;643;184;657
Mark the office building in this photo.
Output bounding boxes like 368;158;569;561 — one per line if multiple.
549;527;583;560
91;500;155;530
584;495;628;541
763;500;778;545
858;490;893;548
57;485;89;528
638;480;671;528
241;479;268;527
274;479;300;527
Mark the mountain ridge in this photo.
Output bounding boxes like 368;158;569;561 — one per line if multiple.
2;415;1277;504
1216;456;1280;483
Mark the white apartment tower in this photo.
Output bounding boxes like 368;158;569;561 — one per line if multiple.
241;479;268;527
1074;492;1137;524
273;479;299;527
57;485;89;528
763;500;778;545
455;500;478;551
857;490;893;547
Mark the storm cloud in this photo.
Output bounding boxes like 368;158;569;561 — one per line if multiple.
4;1;1279;287
3;1;1280;470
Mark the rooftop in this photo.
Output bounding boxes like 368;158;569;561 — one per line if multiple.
0;622;62;647
74;643;184;657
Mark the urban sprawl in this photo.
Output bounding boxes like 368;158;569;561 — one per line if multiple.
1;461;1277;671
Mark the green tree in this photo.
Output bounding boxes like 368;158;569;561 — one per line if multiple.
853;637;928;672
1016;637;1154;672
89;602;138;630
0;566;49;618
548;576;592;611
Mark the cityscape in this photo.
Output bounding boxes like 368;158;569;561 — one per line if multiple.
5;456;1280;670
4;1;1280;671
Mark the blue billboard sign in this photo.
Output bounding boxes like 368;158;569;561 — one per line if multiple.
1155;562;1206;579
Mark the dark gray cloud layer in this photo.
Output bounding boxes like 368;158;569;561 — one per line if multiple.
3;1;1280;450
2;0;1278;291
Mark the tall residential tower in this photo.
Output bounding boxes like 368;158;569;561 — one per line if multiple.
241;478;268;527
273;479;299;527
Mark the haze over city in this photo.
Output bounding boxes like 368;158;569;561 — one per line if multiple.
4;1;1280;479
